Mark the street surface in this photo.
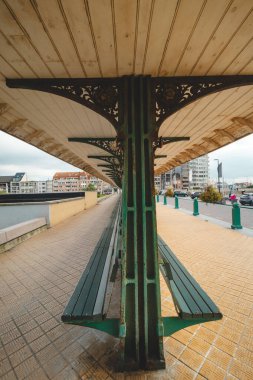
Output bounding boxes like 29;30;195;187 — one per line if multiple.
162;196;253;230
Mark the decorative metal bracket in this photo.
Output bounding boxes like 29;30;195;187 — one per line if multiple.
68;137;123;160
152;75;253;127
6;78;123;128
153;136;190;149
155;155;167;159
87;155;122;166
7;75;253;132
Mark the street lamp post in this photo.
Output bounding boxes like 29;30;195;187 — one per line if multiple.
214;159;221;193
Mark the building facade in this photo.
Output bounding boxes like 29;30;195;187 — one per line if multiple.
0;172;26;193
155;155;209;191
10;180;53;194
52;172;111;194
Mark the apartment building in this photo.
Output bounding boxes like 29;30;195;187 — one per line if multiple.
52;172;109;193
10;180;53;194
155;155;209;191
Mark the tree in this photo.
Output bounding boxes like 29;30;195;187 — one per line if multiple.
200;185;222;203
165;187;174;197
85;183;96;191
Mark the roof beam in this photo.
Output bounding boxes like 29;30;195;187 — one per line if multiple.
202;137;220;148
4;119;28;133
25;129;45;141
0;103;9;115
214;129;235;141
191;144;207;155
231;117;253;131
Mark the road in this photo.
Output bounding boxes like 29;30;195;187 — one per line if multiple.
160;196;253;230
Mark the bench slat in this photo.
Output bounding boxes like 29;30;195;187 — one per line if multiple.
160;245;216;317
63;227;111;320
62;203;120;322
158;239;220;316
81;227;114;317
158;236;222;320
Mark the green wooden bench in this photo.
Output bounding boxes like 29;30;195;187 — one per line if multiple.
158;235;222;335
62;202;121;326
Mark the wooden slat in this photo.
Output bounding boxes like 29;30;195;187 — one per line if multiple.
191;0;253;75
144;0;178;75
175;0;231;75
159;0;206;76
33;0;84;77
158;237;222;319
60;0;100;77
88;0;117;76
114;0;137;75
63;204;119;320
4;0;68;77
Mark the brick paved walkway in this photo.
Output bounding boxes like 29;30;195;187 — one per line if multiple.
0;197;253;379
157;203;253;380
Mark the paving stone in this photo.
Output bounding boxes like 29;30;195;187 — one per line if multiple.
1;197;253;379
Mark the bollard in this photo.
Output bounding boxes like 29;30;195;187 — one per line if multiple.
163;195;167;205
175;195;179;209
193;197;199;216
231;202;243;229
156;194;159;202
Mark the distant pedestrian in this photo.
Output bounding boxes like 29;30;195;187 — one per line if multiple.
229;193;237;204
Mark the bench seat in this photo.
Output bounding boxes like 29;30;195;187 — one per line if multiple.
62;204;119;323
158;236;222;320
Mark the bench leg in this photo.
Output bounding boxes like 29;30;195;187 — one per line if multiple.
119;76;165;370
163;316;221;336
63;318;120;338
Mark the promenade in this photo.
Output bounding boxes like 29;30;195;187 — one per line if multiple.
1;196;253;379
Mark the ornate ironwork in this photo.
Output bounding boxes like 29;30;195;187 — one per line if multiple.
68;137;123;161
6;78;122;128
155;155;167;159
153;136;190;149
152;76;253;127
87;155;122;166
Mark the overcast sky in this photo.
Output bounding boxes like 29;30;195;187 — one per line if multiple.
0;131;252;183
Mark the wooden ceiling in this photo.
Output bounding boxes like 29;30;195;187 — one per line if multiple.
0;0;252;184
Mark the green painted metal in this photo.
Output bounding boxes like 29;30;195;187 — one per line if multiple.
193;198;199;216
64;318;120;337
163;195;167;205
120;76;165;370
156;194;159;202
6;74;253;372
162;317;221;336
69;137;116;142
175;196;179;209
155;155;167;159
231;202;243;229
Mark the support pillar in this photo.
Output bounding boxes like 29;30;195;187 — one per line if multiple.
231;202;242;229
120;76;164;370
193;198;199;216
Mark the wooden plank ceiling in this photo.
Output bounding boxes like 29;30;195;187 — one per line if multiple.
0;0;252;184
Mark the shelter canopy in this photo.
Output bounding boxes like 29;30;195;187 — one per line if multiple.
0;0;253;184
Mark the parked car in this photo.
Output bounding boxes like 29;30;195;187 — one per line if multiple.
173;190;188;197
239;193;253;206
191;191;201;199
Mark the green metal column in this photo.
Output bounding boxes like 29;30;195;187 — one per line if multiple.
175;195;179;209
120;76;165;370
163;195;167;205
193;198;199;216
231;202;243;229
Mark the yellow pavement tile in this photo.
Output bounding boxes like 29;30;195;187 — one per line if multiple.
1;198;253;379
